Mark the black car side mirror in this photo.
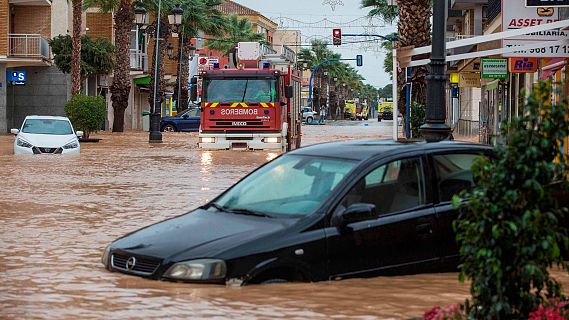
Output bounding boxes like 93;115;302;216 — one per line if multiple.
285;85;293;98
190;77;198;102
333;203;377;227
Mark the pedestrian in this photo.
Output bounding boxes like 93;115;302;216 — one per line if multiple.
319;107;326;124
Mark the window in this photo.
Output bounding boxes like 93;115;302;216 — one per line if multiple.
433;153;480;202
22;119;73;135
338;158;425;216
204;79;277;102
214;155;356;216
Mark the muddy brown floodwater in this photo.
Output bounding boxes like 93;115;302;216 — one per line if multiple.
1;121;567;319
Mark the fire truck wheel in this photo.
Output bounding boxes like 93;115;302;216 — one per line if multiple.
162;124;177;132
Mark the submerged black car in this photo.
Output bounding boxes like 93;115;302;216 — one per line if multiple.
102;140;495;285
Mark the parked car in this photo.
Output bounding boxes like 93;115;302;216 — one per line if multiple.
11;115;83;155
301;107;317;124
160;107;201;132
103;140;547;285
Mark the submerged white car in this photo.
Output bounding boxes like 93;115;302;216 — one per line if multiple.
11;116;83;155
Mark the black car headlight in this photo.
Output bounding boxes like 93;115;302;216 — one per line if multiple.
16;138;33;148
164;259;226;280
63;141;79;149
101;244;111;268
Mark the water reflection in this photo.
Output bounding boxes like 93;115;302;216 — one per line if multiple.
1;123;565;319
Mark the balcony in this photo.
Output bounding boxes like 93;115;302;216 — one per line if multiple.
130;49;148;71
8;34;50;59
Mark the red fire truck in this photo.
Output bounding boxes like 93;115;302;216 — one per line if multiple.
192;42;302;151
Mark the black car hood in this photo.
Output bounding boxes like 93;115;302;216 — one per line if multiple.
112;209;296;261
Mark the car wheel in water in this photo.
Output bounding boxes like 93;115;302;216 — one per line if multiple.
306;116;313;124
261;278;289;284
162;124;176;132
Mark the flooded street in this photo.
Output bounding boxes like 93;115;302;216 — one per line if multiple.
1;120;567;319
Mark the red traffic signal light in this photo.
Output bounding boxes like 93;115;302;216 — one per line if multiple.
332;29;341;46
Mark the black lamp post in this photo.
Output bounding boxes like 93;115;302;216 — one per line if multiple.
134;4;183;143
419;0;452;141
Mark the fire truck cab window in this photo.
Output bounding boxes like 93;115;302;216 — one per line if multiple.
205;79;277;102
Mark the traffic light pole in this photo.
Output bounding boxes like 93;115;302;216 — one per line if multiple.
308;57;359;109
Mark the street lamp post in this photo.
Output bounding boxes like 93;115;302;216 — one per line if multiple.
419;0;452;141
134;4;183;143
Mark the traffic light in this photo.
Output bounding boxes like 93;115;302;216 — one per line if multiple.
332;29;342;46
356;55;363;67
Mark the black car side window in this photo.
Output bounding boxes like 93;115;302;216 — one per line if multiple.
432;154;480;202
336;158;426;216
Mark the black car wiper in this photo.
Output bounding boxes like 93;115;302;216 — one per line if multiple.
209;203;230;212
227;208;272;218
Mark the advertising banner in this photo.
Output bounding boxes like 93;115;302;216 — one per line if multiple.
509;57;539;72
502;1;569;57
526;0;569;7
482;59;509;79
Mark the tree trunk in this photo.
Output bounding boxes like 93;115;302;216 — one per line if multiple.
396;0;431;122
177;36;192;114
71;0;82;96
148;23;169;115
111;0;133;132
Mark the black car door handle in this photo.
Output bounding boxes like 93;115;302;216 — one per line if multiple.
416;223;433;235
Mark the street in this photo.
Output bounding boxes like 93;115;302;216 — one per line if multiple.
0;121;567;319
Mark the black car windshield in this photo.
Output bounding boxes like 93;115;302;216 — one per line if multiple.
22;119;73;135
214;155;356;217
205;79;277;102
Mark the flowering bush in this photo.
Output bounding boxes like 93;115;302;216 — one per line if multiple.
528;299;569;320
423;304;464;320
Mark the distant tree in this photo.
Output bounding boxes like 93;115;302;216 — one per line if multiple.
49;35;115;81
206;14;265;58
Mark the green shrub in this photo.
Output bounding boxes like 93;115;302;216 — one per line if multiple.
453;82;569;319
410;102;426;138
65;95;105;138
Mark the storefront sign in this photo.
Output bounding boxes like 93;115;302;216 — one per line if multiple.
509;57;539;73
503;1;569;57
482;59;508;79
526;0;569;7
458;72;481;88
450;72;460;84
7;70;26;85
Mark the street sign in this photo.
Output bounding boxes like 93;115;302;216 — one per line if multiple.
526;0;569;7
356;55;363;67
481;58;508;79
502;1;569;57
509;57;539;73
458;72;481;88
8;70;26;85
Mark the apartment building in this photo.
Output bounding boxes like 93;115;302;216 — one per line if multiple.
0;0;72;133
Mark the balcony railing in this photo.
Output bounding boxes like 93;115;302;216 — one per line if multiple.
8;34;49;59
130;49;148;71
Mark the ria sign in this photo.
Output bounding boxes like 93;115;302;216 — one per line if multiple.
526;0;569;7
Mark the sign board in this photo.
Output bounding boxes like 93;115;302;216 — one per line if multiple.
458;72;481;88
482;58;508;79
502;1;569;57
8;71;26;85
526;0;569;7
450;72;460;84
509;57;539;72
356;55;363;67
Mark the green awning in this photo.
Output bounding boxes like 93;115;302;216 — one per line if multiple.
133;76;151;86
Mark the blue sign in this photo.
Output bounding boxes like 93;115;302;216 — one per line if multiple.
8;71;26;85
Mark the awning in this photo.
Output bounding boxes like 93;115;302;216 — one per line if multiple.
133;75;151;86
540;58;567;80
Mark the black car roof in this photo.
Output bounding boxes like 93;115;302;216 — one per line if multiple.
290;139;492;161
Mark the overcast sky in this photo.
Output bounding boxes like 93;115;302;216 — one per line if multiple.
235;0;397;88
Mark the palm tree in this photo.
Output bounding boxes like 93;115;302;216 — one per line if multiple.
84;0;133;132
361;0;431;117
176;0;226;113
71;0;82;95
206;14;265;58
